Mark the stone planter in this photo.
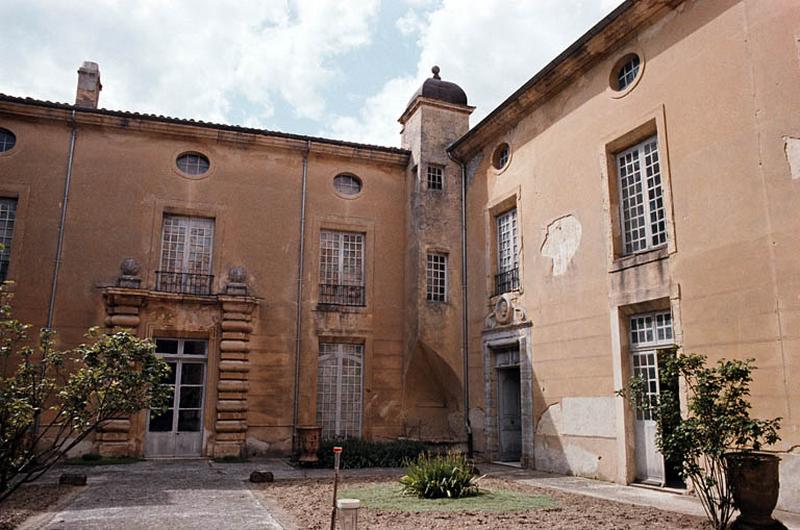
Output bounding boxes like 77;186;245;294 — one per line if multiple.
725;452;787;529
296;425;322;463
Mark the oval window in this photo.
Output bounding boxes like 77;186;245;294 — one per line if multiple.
492;143;510;170
176;152;210;176
0;128;17;153
333;174;362;196
613;54;641;91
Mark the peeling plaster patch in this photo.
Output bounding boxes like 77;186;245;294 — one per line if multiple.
541;215;582;276
785;137;800;180
245;437;271;456
561;397;616;438
536;401;562;436
535;436;600;477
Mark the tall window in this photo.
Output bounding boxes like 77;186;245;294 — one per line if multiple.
0;198;17;282
319;230;365;306
617;136;666;255
316;342;363;439
426;164;444;191
426;253;447;302
629;311;673;420
157;214;215;295
495;208;519;295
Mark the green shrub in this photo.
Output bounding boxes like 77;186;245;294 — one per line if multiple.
80;453;102;462
314;438;427;469
399;452;480;499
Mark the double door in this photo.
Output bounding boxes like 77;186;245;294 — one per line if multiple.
145;339;207;458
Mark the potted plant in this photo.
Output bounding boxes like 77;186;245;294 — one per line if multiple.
618;351;783;530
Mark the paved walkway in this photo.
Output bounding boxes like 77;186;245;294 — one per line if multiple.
29;459;800;529
36;460;284;529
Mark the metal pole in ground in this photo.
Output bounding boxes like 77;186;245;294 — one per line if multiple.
330;446;342;530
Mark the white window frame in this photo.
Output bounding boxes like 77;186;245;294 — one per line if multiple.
316;342;364;439
617;136;667;255
496;208;519;274
159;215;215;274
629;310;673;421
0;198;17;282
426;252;447;302
319;230;365;306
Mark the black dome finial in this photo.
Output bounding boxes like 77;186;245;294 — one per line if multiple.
432;65;441;80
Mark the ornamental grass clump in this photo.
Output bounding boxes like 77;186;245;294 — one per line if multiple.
399;452;481;499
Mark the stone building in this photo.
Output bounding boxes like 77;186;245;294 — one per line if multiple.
0;0;798;513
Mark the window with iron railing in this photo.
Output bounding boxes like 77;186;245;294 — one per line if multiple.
426;252;447;302
495;208;519;295
156;214;214;295
319;230;365;306
0;198;17;282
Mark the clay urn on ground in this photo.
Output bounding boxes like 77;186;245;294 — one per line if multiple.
725;452;787;530
296;425;322;463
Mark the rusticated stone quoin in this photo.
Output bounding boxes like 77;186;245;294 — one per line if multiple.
213;295;258;458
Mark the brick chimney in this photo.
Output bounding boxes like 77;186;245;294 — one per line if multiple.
75;61;102;109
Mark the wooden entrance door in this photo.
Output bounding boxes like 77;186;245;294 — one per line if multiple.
145;338;207;458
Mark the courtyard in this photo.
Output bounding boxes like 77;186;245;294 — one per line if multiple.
4;459;799;529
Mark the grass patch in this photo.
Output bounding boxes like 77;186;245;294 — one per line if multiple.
64;454;140;466
340;483;556;513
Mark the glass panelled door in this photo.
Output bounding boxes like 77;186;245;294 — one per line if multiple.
145;338;208;457
630;311;673;485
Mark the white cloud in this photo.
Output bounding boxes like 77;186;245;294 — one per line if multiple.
327;0;622;146
0;0;379;125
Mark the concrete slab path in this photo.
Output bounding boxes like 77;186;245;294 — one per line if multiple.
36;460;283;529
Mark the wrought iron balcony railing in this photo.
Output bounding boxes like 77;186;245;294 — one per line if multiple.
319;283;365;307
155;271;214;296
494;267;519;296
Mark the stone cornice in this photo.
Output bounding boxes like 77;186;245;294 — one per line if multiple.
0;97;411;166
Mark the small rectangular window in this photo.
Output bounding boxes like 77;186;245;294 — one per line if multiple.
0;198;18;282
319;230;365;306
157;214;215;295
426;165;444;191
495;208;519;295
316;342;364;439
426;252;447;302
617;136;666;255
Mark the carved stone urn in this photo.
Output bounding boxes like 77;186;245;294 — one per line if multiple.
725;453;787;530
296;425;322;463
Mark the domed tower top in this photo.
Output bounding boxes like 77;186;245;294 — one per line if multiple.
407;66;468;107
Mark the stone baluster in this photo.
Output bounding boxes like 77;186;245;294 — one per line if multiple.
214;267;257;458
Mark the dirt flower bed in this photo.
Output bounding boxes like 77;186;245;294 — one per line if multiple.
0;483;76;530
253;475;709;529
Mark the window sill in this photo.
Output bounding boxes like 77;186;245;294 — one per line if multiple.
610;246;669;273
314;304;367;313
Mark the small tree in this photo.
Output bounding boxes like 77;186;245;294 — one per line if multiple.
0;286;170;502
619;350;781;529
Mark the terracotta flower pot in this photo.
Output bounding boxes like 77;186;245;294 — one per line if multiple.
296;425;322;463
725;452;787;529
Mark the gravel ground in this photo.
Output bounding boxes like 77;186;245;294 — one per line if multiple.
0;483;77;530
253;475;710;529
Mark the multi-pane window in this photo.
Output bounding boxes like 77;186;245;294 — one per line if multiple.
426;165;444;191
426;253;447;302
333;174;362;196
319;230;365;306
617;55;641;91
157;215;215;295
617;136;666;255
176;153;210;176
316;342;363;439
0;129;16;153
0;198;17;282
495;208;519;294
629;311;673;421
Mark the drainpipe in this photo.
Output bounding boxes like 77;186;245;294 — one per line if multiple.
47;110;78;330
449;151;473;458
291;140;311;454
35;109;78;438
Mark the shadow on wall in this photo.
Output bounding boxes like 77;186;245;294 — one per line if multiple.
402;340;465;442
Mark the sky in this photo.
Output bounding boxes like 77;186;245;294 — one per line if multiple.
0;0;621;147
